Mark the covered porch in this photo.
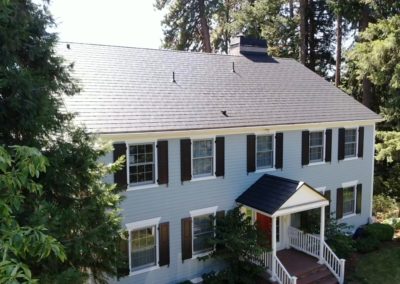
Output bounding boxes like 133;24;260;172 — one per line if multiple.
236;174;345;284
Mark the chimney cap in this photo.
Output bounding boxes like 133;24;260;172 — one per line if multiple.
229;35;267;56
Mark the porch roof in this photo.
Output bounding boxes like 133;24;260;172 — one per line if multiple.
236;174;328;217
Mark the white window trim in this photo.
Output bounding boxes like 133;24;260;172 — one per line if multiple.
255;133;276;171
308;130;325;165
191;137;216;181
190;206;218;258
126;217;161;276
341;180;358;188
343;127;359;160
126;141;159;191
342;186;357;217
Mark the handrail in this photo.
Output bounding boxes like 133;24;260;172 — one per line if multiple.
273;255;297;284
288;226;345;284
249;249;272;271
323;241;346;284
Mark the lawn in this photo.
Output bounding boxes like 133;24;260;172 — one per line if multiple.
347;242;400;284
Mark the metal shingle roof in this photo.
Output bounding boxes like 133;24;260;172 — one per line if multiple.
236;174;301;215
57;43;380;134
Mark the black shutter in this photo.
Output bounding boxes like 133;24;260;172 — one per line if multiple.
215;210;225;251
116;231;130;278
301;131;310;166
358;127;364;158
275;133;284;169
157;141;169;185
336;188;343;219
247;135;256;173
113;143;128;190
356;184;362;214
325;129;332;162
159;222;170;267
180;139;191;182
338;128;345;160
181;217;192;261
215;137;225;177
324;190;331;219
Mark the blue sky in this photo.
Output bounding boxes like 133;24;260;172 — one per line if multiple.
48;0;164;48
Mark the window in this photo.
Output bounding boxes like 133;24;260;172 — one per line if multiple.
192;139;214;178
241;207;254;222
343;186;356;216
193;214;214;255
309;131;324;163
130;226;157;272
344;129;357;158
256;135;274;169
129;143;155;187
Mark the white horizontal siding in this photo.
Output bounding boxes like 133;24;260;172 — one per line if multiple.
108;125;374;284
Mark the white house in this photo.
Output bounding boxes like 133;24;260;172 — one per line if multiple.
58;36;381;284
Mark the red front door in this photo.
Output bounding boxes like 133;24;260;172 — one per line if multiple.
256;213;272;246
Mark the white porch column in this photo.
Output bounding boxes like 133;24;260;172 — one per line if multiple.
270;216;277;281
318;206;326;264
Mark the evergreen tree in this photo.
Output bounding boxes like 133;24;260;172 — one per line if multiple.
155;0;220;52
0;1;125;282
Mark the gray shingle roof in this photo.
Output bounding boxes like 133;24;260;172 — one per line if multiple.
57;43;380;134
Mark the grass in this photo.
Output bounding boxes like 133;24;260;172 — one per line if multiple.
347;245;400;284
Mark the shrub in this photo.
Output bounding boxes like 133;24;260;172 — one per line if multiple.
326;234;356;259
373;194;398;220
364;223;394;241
354;236;380;253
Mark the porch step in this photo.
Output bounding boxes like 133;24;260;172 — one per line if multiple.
297;265;338;284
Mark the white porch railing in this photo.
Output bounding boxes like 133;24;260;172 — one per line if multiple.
273;255;297;284
288;226;320;258
288;226;345;284
250;251;297;284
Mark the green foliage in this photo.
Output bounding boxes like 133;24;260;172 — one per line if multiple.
0;1;125;282
354;235;380;253
200;206;266;283
364;223;394;241
373;194;398;219
0;146;65;283
325;216;355;259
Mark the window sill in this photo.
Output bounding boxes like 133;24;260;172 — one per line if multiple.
307;161;326;167
343;157;359;161
129;265;159;276
342;213;357;220
127;183;159;191
192;250;213;259
191;176;217;182
255;168;276;174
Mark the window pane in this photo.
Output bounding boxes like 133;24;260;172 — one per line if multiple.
131;226;156;271
310;146;323;162
344;143;356;157
310;132;323;146
257;151;273;168
193;140;213;158
257;135;272;152
193;214;214;254
343;187;355;215
345;129;357;143
193;157;213;177
129;144;154;186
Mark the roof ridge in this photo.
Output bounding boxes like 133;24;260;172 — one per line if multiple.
263;174;300;185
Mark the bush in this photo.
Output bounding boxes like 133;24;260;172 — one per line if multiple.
373;194;398;220
326;234;356;259
364;223;394;241
354;236;381;253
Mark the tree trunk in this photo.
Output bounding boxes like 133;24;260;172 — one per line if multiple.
335;10;342;87
199;0;212;53
289;0;294;18
359;5;373;109
308;0;316;71
299;0;308;65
